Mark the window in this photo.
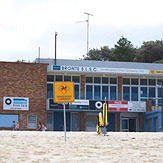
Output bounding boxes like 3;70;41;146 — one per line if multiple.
28;115;37;129
94;77;101;83
64;76;71;81
149;87;155;98
140;79;147;85
75;85;80;99
123;78;130;85
47;75;54;82
102;86;109;100
140;87;147;97
0;114;19;127
110;78;117;84
149;79;156;86
72;76;80;83
123;86;130;101
110;86;116;100
131;79;138;85
86;85;93;99
86;77;93;83
47;83;53;98
102;77;109;84
56;75;63;81
94;85;101;100
131;87;138;101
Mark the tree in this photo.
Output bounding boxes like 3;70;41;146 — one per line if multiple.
81;46;115;61
134;40;163;63
113;36;136;62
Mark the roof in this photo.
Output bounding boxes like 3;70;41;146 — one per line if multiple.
33;58;163;70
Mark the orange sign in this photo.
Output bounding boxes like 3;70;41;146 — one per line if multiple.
54;82;74;103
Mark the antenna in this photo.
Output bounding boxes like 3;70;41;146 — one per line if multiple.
76;12;93;54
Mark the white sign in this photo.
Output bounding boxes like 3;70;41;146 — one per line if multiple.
3;97;29;110
69;100;89;106
128;101;146;112
52;65;149;75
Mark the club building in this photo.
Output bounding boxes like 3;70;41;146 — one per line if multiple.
0;59;163;132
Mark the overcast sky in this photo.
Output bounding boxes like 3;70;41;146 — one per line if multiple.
1;0;163;62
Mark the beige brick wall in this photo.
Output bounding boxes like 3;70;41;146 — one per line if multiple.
0;62;48;130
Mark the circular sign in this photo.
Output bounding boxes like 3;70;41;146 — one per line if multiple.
5;98;12;105
95;101;103;109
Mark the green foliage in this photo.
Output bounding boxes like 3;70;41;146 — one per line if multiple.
82;46;115;61
113;36;135;62
81;36;163;63
134;40;163;63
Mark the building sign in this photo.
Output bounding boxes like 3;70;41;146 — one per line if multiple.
108;101;146;112
149;70;163;75
48;99;69;110
52;65;149;75
109;101;128;111
54;81;74;103
69;100;89;110
3;97;29;110
89;100;108;110
128;101;146;112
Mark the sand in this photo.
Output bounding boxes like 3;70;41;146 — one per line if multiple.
0;131;163;163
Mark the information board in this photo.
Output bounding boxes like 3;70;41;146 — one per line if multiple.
54;81;74;103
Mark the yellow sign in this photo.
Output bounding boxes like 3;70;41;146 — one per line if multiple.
149;70;163;75
54;81;74;103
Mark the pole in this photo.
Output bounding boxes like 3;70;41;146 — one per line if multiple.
84;12;93;54
63;102;66;142
38;47;40;63
55;32;57;65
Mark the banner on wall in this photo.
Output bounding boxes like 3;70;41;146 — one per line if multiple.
108;101;146;112
3;97;29;110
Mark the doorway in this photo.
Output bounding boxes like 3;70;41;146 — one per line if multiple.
121;118;137;132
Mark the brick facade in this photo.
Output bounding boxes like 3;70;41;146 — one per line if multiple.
0;62;48;130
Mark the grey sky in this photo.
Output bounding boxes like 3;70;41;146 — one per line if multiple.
0;0;163;62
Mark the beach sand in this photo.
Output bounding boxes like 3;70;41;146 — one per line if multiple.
0;131;163;163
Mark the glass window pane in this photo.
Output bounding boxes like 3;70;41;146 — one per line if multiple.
141;99;148;101
47;84;53;98
158;88;161;98
131;78;138;85
110;78;117;84
72;76;80;83
149;79;156;86
102;86;108;100
140;79;147;85
123;78;130;85
94;77;101;83
102;77;109;84
0;114;19;127
149;87;155;98
28;115;37;128
131;87;138;101
123;86;130;101
86;85;92;99
56;75;63;81
94;85;101;100
140;87;147;97
64;76;71;81
122;120;128;129
75;85;80;99
86;77;93;83
47;75;54;82
110;86;116;100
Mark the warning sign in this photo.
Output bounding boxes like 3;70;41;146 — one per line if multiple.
54;82;74;103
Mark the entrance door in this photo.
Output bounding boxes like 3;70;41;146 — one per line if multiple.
71;112;79;131
129;119;136;132
122;118;129;132
121;118;137;132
